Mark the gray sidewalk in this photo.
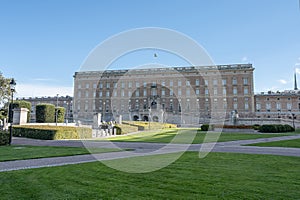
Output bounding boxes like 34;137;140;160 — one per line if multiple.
0;135;299;172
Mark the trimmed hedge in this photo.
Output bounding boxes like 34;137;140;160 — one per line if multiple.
13;125;92;140
214;124;254;129
0;130;9;145
55;107;65;123
11;100;31;122
200;124;215;131
36;104;55;123
259;124;295;133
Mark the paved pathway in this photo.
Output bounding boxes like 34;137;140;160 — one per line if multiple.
0;135;299;172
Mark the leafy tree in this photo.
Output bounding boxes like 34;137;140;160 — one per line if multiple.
0;72;12;120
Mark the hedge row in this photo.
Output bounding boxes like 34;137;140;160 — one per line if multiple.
259;124;295;133
0;130;9;145
214;124;254;129
200;124;215;131
13;125;92;140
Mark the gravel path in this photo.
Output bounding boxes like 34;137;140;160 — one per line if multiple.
0;135;299;172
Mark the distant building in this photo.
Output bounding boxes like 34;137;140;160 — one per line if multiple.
16;96;73;122
254;73;300;120
73;64;255;125
254;90;300;120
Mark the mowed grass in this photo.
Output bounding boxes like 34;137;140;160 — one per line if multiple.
0;152;299;199
248;138;300;148
0;145;121;162
107;128;299;144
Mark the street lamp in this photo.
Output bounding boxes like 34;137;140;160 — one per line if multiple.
292;113;295;129
9;78;16;145
55;94;59;126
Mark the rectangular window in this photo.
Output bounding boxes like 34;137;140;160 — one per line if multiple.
128;82;132;88
178;89;182;96
86;83;89;89
243;78;248;85
170;80;173;87
99;83;103;89
161;88;165;96
223;87;227;95
213;79;218;86
128;91;132;97
136;82;140;88
233;87;237;95
106;82;110;88
266;103;271;110
256;103;261;110
205;88;209;95
136;90;140;97
196;89;200;95
186;88;190;96
99;91;102;97
106;91;110;97
287;103;292;110
114;82;118;88
196;79;200;86
233;103;238;110
114;91;117;97
222;79;227;86
204;79;208;86
78;84;82;89
93;83;97;89
214;88;218;95
93;91;96;97
143;89;147;96
245;102;249;110
178;80;182;87
143;82;147;87
276;103;281;110
170;89;173;96
161;81;165;86
85;91;89;98
186;80;190;86
121;89;125;97
78;91;81;98
244;87;249;95
121;82;125;88
232;78;237;85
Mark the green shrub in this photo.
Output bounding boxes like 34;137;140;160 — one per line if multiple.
114;126;122;135
0;130;9;145
13;125;92;140
259;124;295;133
201;124;215;131
55;107;65;123
11;100;31;122
36;104;55;123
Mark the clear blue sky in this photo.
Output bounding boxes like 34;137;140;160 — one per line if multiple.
0;0;299;97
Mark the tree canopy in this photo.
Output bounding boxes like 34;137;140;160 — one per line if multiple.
0;72;12;119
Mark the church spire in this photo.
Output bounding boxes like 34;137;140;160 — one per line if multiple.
294;71;298;90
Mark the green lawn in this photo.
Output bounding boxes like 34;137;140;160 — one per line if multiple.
106;128;299;144
0;145;121;162
248;138;300;148
0;152;299;199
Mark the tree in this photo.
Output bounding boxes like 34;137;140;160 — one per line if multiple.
0;72;12;120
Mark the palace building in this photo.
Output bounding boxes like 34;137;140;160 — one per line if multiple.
73;64;255;125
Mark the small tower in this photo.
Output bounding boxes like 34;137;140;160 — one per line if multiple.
294;71;298;90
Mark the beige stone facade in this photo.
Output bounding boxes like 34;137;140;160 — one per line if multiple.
254;90;300;120
73;64;255;125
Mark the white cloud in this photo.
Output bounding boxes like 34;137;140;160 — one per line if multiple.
296;68;300;74
241;56;248;62
278;79;288;84
14;83;73;98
